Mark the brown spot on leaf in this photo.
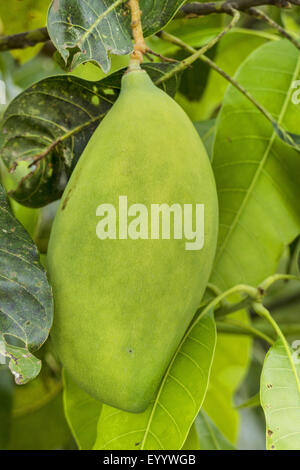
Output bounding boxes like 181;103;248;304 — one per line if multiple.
268;429;273;437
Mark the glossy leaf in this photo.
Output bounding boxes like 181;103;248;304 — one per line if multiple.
0;184;53;383
0;63;179;208
94;311;216;450
212;38;300;294
63;370;102;450
206;39;300;443
261;338;300;450
48;0;184;72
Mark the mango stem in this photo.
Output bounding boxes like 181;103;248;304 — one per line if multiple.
129;0;147;66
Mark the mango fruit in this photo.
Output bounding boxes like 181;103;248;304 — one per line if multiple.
47;69;218;413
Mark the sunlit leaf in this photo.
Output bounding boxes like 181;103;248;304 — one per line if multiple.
0;184;53;383
47;0;185;72
205;39;300;444
94;311;216;450
182;423;200;450
63;370;102;450
261;338;300;450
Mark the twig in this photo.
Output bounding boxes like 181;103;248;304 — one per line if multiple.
146;49;179;63
0;28;50;52
25;116;102;169
155;8;241;86
179;0;294;17
129;0;147;64
247;7;300;50
216;319;275;344
156;30;279;129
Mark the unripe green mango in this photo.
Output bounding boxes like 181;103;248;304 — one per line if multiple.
47;69;218;413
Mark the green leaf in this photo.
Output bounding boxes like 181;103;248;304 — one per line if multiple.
212;38;300;294
281;6;300;35
8;373;73;450
0;340;41;385
194;120;216;160
0;184;53;383
0;53;22;110
63;370;102;450
0;0;50;62
261;338;300;450
93;311;216;450
47;0;185;73
196;411;235;450
203;326;251;443
192;29;277;121
176;45;217;102
0;366;13;449
0;63;180;208
205;39;300;443
182;423;200;450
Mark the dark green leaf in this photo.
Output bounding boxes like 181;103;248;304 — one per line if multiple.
176;45;217;102
0;184;53;383
182;423;200;450
0;63;180;208
0;366;13;449
47;0;184;72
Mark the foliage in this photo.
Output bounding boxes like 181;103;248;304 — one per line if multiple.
0;0;300;452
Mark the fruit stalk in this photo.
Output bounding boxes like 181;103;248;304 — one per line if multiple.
129;0;147;67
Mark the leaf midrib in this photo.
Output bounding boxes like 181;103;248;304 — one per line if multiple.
139;313;216;450
76;0;126;48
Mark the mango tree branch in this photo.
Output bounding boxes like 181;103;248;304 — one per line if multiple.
0;28;50;52
179;0;297;17
0;1;299;52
